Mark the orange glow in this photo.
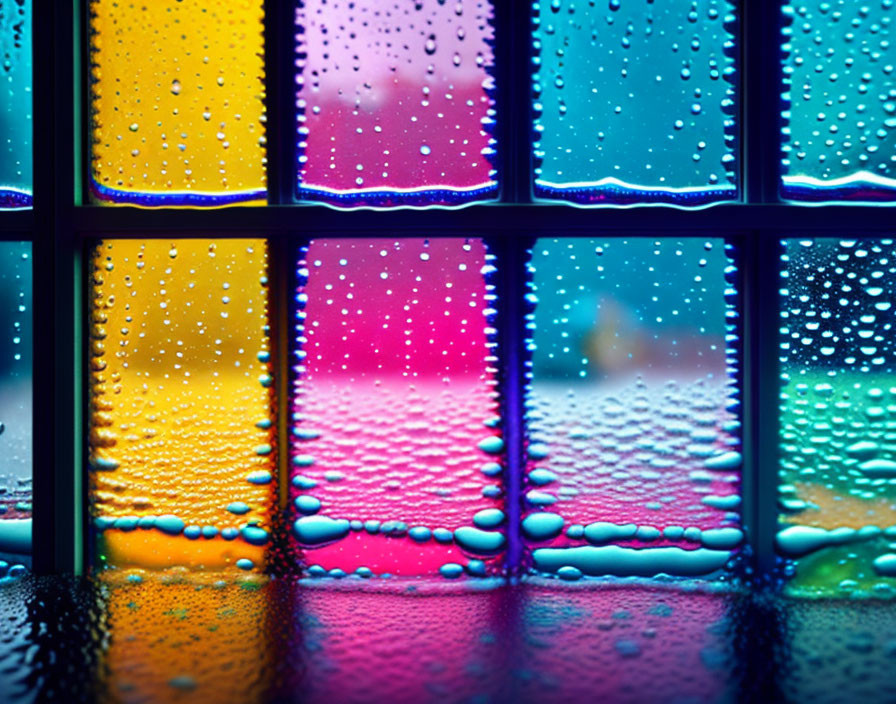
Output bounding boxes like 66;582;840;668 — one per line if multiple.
89;240;274;572
99;572;272;703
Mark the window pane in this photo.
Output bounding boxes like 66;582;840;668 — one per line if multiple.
0;0;31;209
781;2;896;203
525;238;741;580
88;240;274;573
290;238;505;579
295;2;499;208
89;1;267;207
532;1;738;206
779;238;896;596
0;242;31;576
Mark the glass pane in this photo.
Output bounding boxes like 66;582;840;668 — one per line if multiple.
524;238;741;581
295;2;499;208
0;242;30;576
89;1;268;207
531;0;739;207
779;238;896;596
0;0;31;209
290;238;505;580
781;1;896;203
88;240;274;573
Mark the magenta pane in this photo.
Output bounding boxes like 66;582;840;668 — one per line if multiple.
294;1;498;208
290;238;505;579
524;238;742;581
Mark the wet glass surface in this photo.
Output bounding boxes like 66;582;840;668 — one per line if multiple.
290;239;504;579
779;238;896;596
295;0;498;208
0;243;31;576
531;0;738;206
1;575;894;703
88;1;267;207
88;240;275;574
0;0;32;209
524;238;742;582
780;0;896;203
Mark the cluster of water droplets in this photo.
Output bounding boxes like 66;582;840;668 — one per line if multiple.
532;0;738;205
778;239;896;595
295;0;498;207
781;0;896;201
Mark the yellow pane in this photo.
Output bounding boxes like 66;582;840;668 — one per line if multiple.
89;1;267;207
89;240;274;573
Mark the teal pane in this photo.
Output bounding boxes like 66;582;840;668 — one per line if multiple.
0;0;32;209
0;242;31;574
781;1;896;203
524;238;742;582
779;239;896;596
532;0;738;206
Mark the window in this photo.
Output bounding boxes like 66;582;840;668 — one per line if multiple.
4;1;891;599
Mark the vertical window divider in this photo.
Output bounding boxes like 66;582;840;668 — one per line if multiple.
743;0;782;205
33;0;82;574
268;234;298;575
741;0;785;582
265;0;296;573
265;0;294;206
740;229;783;582
495;0;533;204
492;234;535;578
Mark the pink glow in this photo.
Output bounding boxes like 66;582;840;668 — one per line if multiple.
295;1;497;203
291;239;504;577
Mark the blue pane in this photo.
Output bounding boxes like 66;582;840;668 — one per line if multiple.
781;1;896;203
0;242;31;574
532;0;738;207
0;0;31;209
524;238;742;582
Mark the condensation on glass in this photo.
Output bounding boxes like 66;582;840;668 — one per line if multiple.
778;239;896;596
290;239;505;580
0;0;32;209
524;238;741;581
781;1;896;203
295;1;498;208
0;242;31;577
99;572;272;701
531;0;738;207
88;1;268;207
88;240;274;574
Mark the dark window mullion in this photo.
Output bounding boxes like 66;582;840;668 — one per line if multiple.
495;0;533;204
743;0;783;204
264;0;295;205
740;230;783;580
33;0;82;575
490;235;534;575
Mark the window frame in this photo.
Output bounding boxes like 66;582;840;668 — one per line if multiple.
7;0;891;579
